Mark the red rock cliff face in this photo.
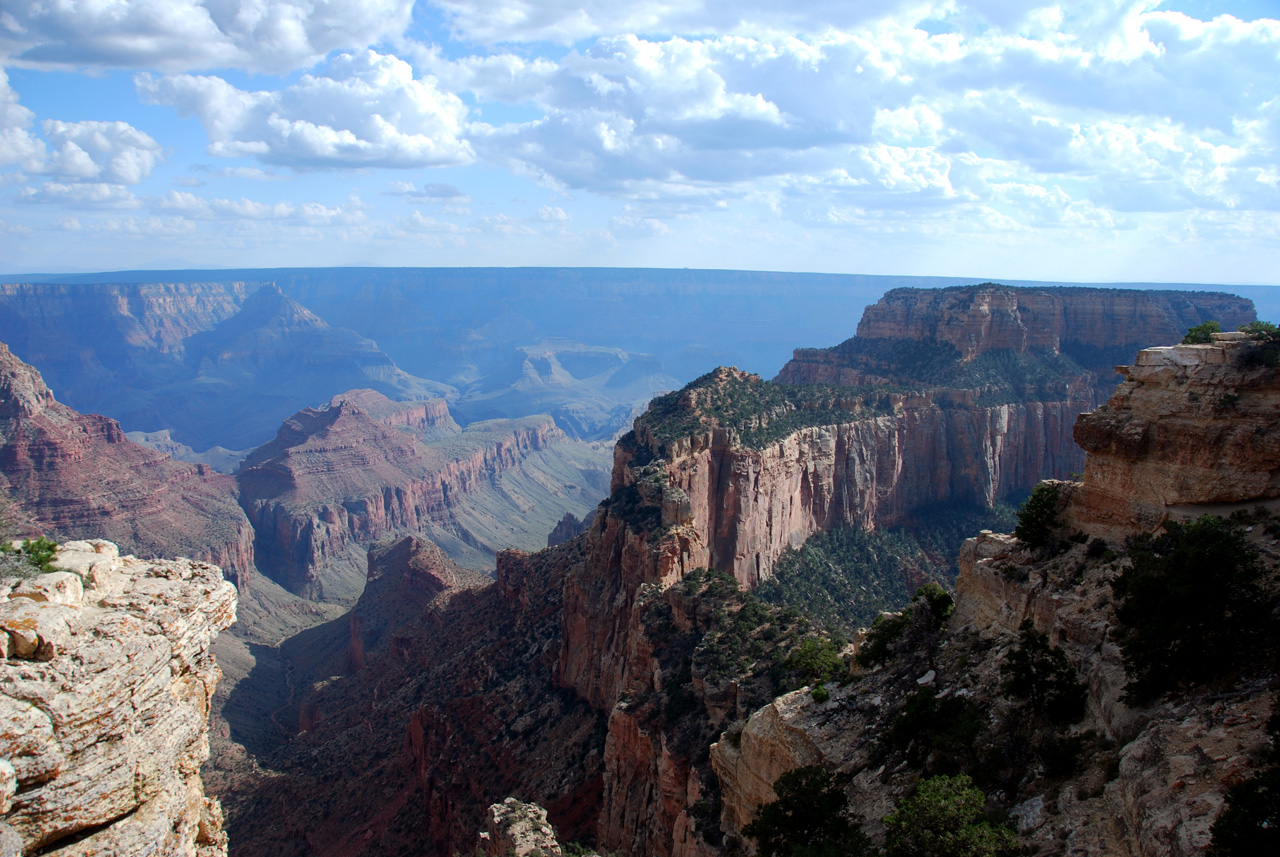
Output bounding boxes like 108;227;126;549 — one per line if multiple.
237;391;598;601
557;286;1257;857
0;342;255;582
223;541;608;857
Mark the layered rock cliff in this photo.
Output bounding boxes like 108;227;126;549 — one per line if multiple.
1;540;237;856
221;540;607;857
0;342;256;583
1070;331;1280;536
237;390;610;601
221;284;1267;857
709;333;1280;856
783;284;1255;377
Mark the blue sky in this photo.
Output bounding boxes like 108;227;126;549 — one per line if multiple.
1;1;1278;282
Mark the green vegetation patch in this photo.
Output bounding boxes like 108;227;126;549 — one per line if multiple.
829;336;1090;405
0;536;59;578
883;774;1020;857
635;369;895;450
646;569;850;731
758;503;1018;635
1112;515;1276;703
1013;483;1064;551
743;766;876;857
1000;619;1086;727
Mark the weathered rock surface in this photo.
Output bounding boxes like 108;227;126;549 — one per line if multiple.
237;390;610;601
0;342;256;583
1070;335;1280;537
548;511;592;547
477;798;565;857
711;333;1280;857
0;540;236;856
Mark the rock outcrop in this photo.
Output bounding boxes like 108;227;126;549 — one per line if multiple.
476;798;565;857
0;540;236;856
787;284;1255;372
547;511;592;547
237;390;610;601
1070;332;1280;537
0;342;256;583
710;332;1280;857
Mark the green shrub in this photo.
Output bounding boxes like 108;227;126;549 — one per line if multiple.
742;766;876;857
1000;620;1086;726
1237;321;1280;367
1112;516;1274;703
856;611;910;669
0;535;58;578
883;774;1019;857
1183;320;1221;344
787;638;846;687
811;683;830;703
757;503;1016;636
914;583;954;625
1014;483;1062;550
887;688;985;772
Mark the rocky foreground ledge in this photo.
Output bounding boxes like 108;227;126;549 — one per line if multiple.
0;540;237;856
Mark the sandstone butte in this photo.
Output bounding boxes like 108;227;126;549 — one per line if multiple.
0;540;237;856
215;284;1269;857
236;388;610;603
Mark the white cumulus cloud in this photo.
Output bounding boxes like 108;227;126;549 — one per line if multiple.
138;50;473;169
0;0;414;73
42;120;163;184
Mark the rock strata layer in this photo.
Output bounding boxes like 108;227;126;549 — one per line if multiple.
0;540;236;856
476;798;565;857
1070;334;1280;536
238;390;609;601
0;342;256;582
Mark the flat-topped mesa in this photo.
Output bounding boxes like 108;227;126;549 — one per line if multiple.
0;540;237;856
1068;332;1280;537
0;342;256;583
778;284;1255;387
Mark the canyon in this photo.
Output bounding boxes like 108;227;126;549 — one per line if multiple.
212;283;1268;857
0;341;257;583
237;388;611;601
0;276;682;448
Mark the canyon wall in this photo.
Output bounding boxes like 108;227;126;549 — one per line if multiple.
237;390;610;601
711;336;1280;856
1070;332;1280;536
820;284;1255;365
555;285;1258;856
0;342;256;583
1;540;237;856
221;540;607;857
221;284;1267;857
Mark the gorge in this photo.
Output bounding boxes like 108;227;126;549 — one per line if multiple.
1;278;1274;857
